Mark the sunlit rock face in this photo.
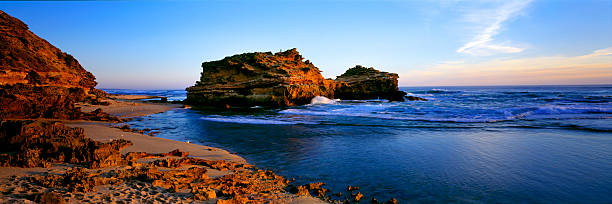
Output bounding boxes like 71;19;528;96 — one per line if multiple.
186;49;412;107
334;65;407;101
186;48;337;107
0;10;105;119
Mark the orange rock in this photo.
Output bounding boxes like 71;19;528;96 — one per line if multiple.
347;185;360;191
0;10;111;120
0;120;132;168
35;192;65;204
186;48;337;107
306;182;325;190
353;192;364;202
290;185;310;197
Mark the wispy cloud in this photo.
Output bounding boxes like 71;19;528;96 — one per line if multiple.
579;47;612;58
457;0;532;56
401;47;612;86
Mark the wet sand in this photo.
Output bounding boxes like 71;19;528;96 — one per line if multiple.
77;98;181;118
0;95;325;204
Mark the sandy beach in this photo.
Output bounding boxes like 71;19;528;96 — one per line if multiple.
0;96;325;204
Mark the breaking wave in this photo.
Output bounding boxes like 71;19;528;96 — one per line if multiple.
310;96;339;105
200;116;314;125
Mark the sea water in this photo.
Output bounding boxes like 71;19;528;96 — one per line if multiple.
106;85;612;203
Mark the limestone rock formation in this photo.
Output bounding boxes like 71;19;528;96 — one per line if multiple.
0;10;106;119
0;120;132;168
186;49;418;107
186;48;337;107
334;65;407;101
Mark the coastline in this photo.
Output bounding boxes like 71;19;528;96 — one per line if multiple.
0;96;325;203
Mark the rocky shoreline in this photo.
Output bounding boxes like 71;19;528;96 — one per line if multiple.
0;9;400;203
0;101;327;203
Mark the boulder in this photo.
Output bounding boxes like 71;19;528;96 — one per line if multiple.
186;48;337;107
0;10;107;119
334;65;407;101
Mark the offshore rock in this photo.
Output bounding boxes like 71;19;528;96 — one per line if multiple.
334;65;407;101
0;10;108;119
186;48;337;107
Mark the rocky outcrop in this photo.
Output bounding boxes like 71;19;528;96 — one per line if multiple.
186;48;337;107
186;49;416;107
0;120;132;168
0;10;107;119
334;65;407;101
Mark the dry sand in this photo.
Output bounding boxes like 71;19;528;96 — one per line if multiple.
108;94;165;100
0;95;325;204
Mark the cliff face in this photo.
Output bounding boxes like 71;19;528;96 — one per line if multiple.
334;65;407;101
186;48;337;107
0;10;104;119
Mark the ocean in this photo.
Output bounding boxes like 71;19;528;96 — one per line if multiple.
105;85;612;203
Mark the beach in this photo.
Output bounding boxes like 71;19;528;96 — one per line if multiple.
0;97;326;204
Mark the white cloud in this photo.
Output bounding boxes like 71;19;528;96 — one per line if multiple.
457;0;532;56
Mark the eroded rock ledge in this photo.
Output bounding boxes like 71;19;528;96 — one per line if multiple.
186;49;415;107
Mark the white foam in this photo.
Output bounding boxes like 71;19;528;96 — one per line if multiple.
310;96;339;105
200;116;297;125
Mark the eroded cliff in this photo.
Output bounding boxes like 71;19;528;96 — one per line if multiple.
0;10;106;119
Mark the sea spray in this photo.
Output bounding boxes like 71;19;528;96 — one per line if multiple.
310;96;339;105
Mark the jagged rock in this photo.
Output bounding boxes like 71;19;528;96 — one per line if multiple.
28;148;294;203
186;48;337;107
290;185;310;197
35;192;65;204
347;185;360;191
0;10;109;120
0;120;132;168
306;182;325;191
334;65;407;101
81;108;122;122
192;186;216;200
352;191;364;202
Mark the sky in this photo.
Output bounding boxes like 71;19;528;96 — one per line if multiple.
1;0;611;89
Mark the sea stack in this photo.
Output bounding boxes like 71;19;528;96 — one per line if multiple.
0;10;106;119
186;49;413;107
334;65;408;101
185;48;337;107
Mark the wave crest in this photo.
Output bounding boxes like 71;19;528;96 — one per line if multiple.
310;96;339;105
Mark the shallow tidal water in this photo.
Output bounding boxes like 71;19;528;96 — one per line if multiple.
110;85;612;203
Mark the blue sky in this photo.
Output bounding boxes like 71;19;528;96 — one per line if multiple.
1;0;611;89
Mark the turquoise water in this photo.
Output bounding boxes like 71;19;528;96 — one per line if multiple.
107;85;612;203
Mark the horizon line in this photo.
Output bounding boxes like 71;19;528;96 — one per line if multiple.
97;83;612;91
